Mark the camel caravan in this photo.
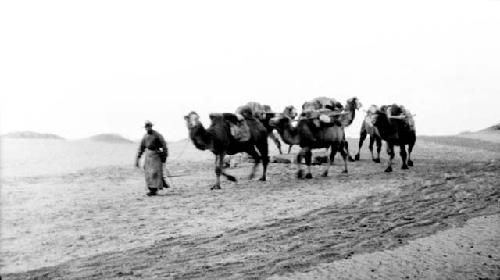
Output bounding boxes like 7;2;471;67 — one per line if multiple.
184;97;416;190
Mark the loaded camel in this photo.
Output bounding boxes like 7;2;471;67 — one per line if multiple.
236;102;285;154
184;107;269;190
372;104;416;172
270;97;362;179
354;105;382;163
275;105;299;154
302;96;361;161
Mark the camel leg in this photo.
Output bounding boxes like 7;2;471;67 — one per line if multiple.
216;154;237;182
345;140;355;162
288;145;293;154
212;155;222;190
304;148;313;179
400;145;409;170
374;136;382;163
221;166;237;182
385;144;395;172
257;141;269;181
369;135;375;162
246;147;261;180
355;128;367;161
322;146;335;177
407;138;415;167
269;132;282;155
339;141;348;173
296;149;304;179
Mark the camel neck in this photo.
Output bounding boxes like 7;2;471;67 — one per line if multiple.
277;120;300;145
189;123;212;151
343;105;356;127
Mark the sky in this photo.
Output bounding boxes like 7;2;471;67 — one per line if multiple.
1;0;499;141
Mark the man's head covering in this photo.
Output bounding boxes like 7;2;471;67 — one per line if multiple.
145;120;153;127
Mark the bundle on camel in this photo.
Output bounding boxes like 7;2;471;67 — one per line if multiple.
236;102;287;154
384;105;416;131
300;97;362;128
302;96;344;112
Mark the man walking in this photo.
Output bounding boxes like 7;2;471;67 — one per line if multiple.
135;120;169;196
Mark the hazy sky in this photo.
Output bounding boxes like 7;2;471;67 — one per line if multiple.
1;0;499;141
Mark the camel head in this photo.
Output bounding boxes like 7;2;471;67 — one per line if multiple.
184;111;201;129
345;97;363;111
269;113;291;129
283;105;298;120
362;105;379;125
367;105;379;115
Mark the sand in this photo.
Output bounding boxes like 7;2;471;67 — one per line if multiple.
1;136;500;279
270;215;500;280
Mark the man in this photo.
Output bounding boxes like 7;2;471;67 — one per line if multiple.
135;120;169;196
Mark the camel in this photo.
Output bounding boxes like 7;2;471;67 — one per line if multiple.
270;97;362;179
236;102;284;154
302;96;361;161
372;104;416;172
354;105;382;163
184;108;269;190
279;105;298;154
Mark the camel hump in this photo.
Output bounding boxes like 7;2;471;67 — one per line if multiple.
235;105;255;119
300;97;347;127
312;96;334;108
237;102;274;120
229;120;251;142
303;97;343;115
210;112;252;142
311;96;343;111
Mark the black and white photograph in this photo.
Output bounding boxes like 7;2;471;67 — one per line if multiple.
1;0;499;279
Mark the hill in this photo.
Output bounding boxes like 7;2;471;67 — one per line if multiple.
87;133;134;144
423;122;500;146
2;131;64;140
482;123;500;131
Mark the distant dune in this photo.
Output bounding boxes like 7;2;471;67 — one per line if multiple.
455;123;500;144
422;122;500;146
86;133;134;144
482;123;500;131
2;131;64;140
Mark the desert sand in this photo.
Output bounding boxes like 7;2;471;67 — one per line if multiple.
1;134;499;279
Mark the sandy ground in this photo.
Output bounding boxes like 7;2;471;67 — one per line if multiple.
1;136;500;279
270;215;500;280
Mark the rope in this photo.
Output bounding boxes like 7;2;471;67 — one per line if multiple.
167;139;190;163
162;139;190;189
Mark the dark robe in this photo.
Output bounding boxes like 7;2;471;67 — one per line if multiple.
137;130;168;191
